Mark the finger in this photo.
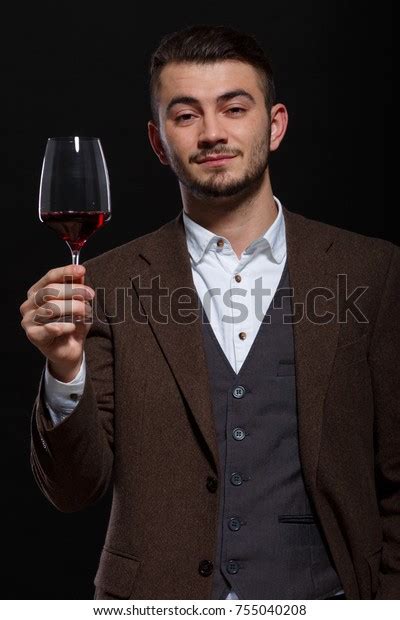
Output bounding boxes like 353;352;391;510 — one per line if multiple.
20;282;95;317
31;299;92;325
24;321;78;345
32;283;95;308
27;264;86;299
22;305;60;328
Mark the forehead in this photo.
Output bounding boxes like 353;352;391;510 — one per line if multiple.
157;60;264;104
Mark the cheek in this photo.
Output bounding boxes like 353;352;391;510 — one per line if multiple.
232;121;265;148
165;127;196;155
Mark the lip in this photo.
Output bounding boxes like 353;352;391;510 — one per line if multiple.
197;155;237;167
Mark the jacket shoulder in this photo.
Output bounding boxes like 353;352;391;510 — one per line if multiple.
287;208;398;266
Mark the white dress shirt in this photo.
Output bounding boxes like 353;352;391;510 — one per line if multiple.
182;197;286;375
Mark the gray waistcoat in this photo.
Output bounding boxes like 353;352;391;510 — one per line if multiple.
200;261;343;599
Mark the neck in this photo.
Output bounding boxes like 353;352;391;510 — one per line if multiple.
181;171;278;259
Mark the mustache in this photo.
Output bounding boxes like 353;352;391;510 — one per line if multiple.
190;148;242;163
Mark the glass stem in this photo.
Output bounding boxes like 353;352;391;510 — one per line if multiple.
71;249;80;265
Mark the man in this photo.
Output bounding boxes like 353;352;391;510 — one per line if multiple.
20;25;399;600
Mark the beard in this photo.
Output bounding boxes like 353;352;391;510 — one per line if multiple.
161;130;271;199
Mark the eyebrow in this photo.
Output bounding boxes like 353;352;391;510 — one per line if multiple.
166;89;256;113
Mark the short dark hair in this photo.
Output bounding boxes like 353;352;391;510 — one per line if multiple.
149;24;276;124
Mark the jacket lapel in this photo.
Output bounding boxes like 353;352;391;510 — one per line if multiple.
130;213;219;474
284;207;341;490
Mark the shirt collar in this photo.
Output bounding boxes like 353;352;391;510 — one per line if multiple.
182;196;286;265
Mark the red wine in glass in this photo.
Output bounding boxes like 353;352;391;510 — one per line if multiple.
40;210;111;252
39;137;111;264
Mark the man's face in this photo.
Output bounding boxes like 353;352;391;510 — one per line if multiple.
153;61;272;199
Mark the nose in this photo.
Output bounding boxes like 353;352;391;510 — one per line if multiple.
198;112;228;149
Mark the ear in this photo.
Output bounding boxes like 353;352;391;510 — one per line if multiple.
269;103;288;152
147;121;169;165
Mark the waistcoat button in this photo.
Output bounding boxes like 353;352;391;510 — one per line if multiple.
232;427;246;440
232;385;246;399
227;560;240;574
230;472;243;486
228;517;242;531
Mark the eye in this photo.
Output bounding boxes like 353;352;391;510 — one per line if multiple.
175;113;196;123
227;107;246;115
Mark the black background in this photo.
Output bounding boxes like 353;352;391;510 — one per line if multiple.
1;0;393;599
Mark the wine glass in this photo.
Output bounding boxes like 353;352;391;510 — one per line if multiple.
39;136;111;264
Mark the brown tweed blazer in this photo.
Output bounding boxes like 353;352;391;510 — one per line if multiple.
31;206;400;599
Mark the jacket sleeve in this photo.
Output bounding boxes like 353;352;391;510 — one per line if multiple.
369;244;400;599
30;268;114;513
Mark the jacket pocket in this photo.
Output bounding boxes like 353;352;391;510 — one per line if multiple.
94;547;141;599
277;361;296;376
278;514;315;524
364;545;383;599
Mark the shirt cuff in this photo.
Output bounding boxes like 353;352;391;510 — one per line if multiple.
43;354;86;426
